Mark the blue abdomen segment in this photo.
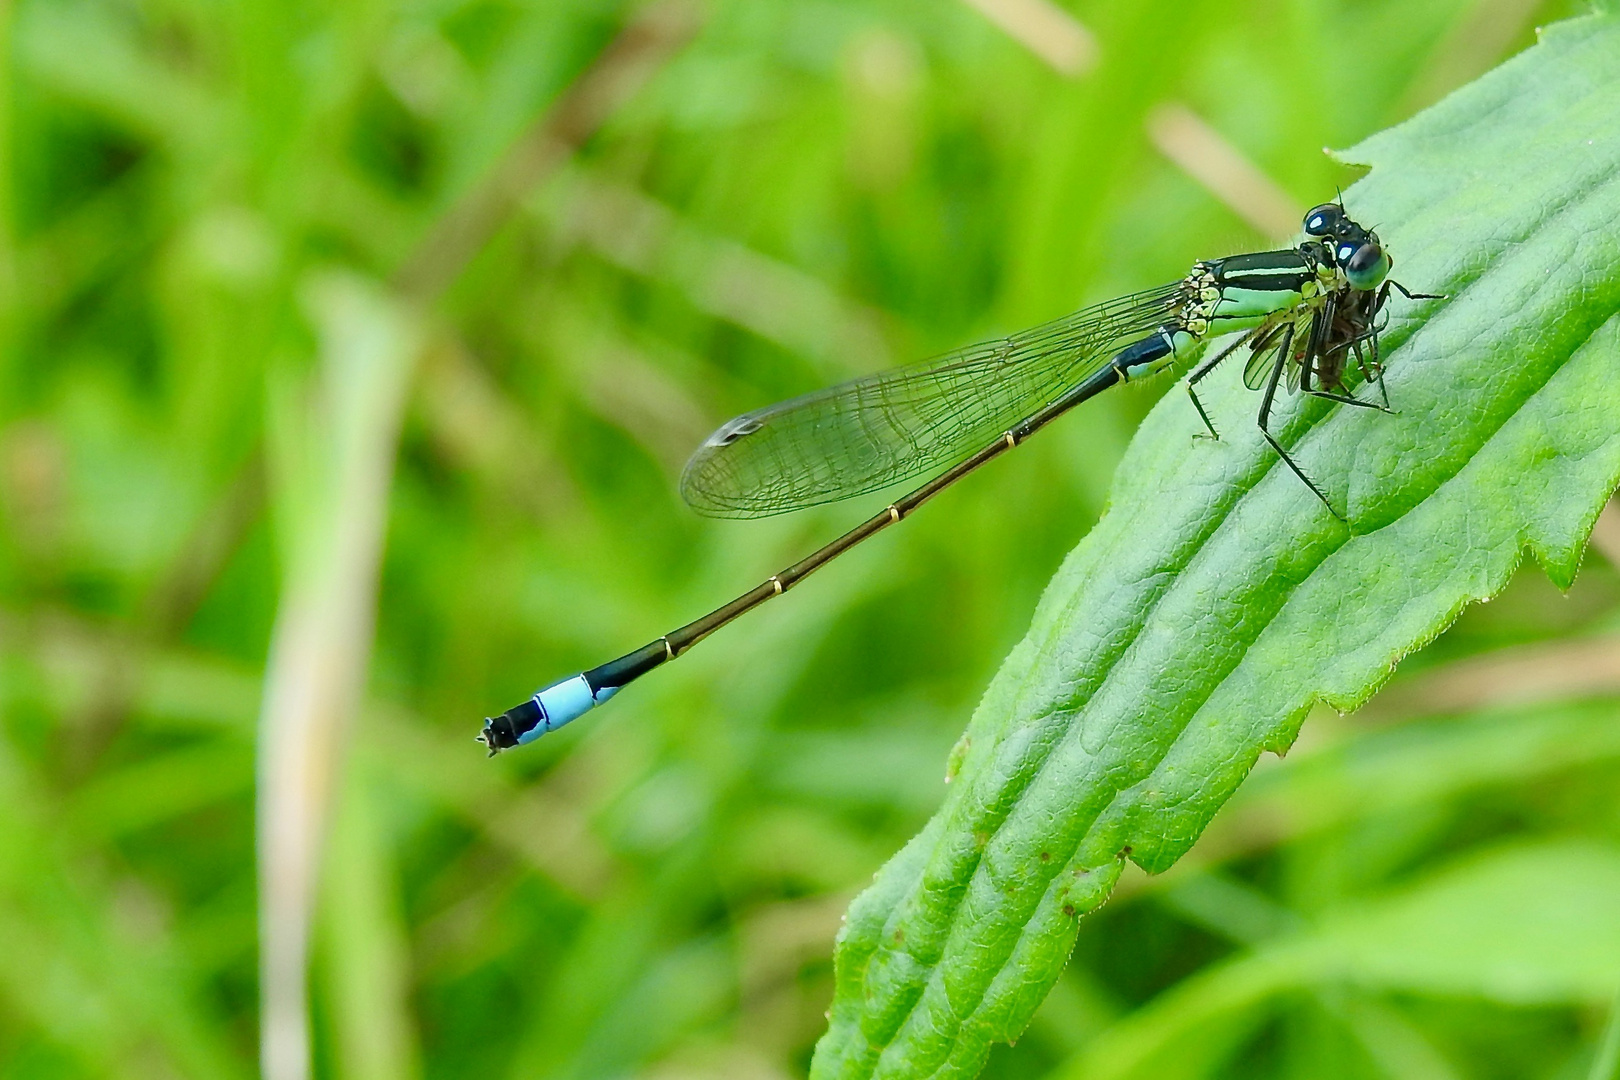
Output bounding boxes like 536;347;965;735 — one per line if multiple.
480;673;622;752
480;638;672;753
517;675;621;744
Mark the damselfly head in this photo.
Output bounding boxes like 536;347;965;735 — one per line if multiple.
1307;203;1381;261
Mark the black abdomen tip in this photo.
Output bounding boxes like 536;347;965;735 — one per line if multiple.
478;698;542;756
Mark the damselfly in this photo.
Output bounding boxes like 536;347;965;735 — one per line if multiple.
479;202;1440;754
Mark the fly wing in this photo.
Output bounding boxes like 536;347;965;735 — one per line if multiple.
680;285;1186;517
1242;338;1280;391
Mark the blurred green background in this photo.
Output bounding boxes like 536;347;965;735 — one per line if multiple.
2;0;1618;1078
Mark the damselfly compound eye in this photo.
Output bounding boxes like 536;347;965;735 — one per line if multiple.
1346;242;1392;290
1303;203;1345;237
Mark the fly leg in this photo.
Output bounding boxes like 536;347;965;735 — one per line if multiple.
1386;279;1446;303
1257;324;1343;520
1355;335;1393;412
1301;385;1388;411
1338;311;1390;409
1301;337;1389;411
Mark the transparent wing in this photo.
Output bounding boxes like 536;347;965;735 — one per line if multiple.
680;283;1187;517
1242;311;1320;392
1241;346;1275;391
1242;313;1311;392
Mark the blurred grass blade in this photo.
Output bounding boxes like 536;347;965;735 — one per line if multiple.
258;273;420;1080
1334;997;1463;1080
1593;985;1620;1080
813;11;1620;1078
1205;699;1620;861
1066;841;1620;1080
394;0;703;302
0;749;249;1078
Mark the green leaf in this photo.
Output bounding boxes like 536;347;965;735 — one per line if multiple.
811;11;1620;1079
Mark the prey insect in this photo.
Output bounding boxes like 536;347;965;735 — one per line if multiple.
479;202;1441;754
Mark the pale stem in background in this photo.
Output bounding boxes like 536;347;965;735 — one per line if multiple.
1586;496;1620;568
1400;0;1546;115
953;0;1300;239
258;275;421;1080
572;332;714;471
1360;496;1620;718
1146;102;1303;240
256;8;704;1078
414;338;586;519
1369;635;1620;719
956;0;1097;76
